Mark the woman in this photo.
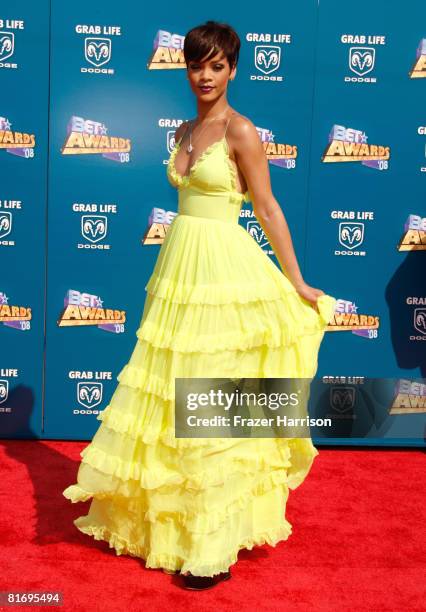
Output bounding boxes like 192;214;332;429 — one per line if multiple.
63;20;336;591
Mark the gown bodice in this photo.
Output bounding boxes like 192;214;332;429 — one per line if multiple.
167;125;250;225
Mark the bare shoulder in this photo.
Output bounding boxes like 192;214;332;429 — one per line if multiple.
228;113;259;145
227;113;262;155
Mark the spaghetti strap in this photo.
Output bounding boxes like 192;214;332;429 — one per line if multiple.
224;113;237;137
176;120;193;146
178;114;235;146
223;113;237;154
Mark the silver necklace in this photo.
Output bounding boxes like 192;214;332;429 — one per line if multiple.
186;109;230;153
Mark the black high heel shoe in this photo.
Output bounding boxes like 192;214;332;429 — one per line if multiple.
181;570;231;590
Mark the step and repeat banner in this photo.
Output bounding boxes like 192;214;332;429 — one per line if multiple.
1;1;425;446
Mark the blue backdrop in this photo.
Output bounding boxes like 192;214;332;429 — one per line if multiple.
1;0;425;446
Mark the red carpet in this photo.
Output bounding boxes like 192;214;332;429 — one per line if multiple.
0;440;424;612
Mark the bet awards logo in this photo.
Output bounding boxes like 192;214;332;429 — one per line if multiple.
390;379;426;414
147;30;185;69
255;126;297;169
0;116;35;159
61;115;131;163
144;207;177;246
0;291;32;331
322;124;390;170
328;298;379;339
409;39;426;78
57;289;126;333
397;214;426;251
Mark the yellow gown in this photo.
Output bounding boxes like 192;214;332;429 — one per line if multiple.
62;117;337;577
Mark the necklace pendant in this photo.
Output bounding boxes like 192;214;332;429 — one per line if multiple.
186;143;193;153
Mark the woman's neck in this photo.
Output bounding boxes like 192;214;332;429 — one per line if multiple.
196;98;231;121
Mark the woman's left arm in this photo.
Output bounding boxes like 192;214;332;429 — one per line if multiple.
230;115;325;311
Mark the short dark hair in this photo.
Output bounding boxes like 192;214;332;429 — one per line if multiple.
184;20;240;70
